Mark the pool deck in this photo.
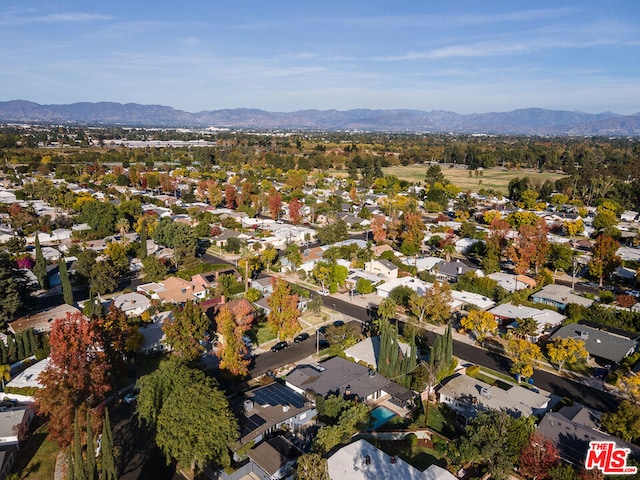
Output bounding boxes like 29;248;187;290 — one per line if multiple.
367;395;412;418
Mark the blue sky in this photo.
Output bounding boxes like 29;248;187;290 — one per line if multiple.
1;1;639;114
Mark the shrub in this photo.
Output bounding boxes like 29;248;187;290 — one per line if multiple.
405;433;418;448
466;364;481;377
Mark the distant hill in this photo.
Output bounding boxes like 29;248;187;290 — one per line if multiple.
1;100;639;135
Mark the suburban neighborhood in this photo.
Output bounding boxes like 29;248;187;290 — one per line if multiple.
0;125;638;480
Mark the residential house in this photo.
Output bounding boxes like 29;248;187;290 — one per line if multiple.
537;406;640;466
9;304;84;334
487;272;536;293
152;276;206;303
437;373;551;422
285;357;415;408
251;277;274;295
0;408;34;448
233;382;316;449
5;358;49;391
344;336;412;371
449;290;496;312
246;435;302;480
488;302;565;333
111;292;151;317
138;311;173;355
0;191;17;204
0;447;16;480
327;439;457;480
254;296;308;317
435;260;482;283
549;324;637;365
376;277;431;299
616;246;640;263
364;259;398;280
400;256;442;273
531;284;593;309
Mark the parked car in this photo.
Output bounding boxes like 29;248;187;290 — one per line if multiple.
317;326;327;335
333;320;345;328
318;340;330;350
123;392;139;404
318;289;330;296
271;341;289;352
294;333;310;343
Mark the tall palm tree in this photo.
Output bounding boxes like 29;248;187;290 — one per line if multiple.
116;217;130;243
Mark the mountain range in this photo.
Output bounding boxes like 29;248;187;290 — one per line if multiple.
1;100;639;136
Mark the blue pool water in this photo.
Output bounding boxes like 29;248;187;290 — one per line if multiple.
370;406;397;429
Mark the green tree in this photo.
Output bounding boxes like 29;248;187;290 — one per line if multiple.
0;253;35;328
296;453;329;480
79;201;118;234
0;364;10;390
547;242;574;275
162;301;208;362
355;278;374;295
33;233;49;290
142;255;167;282
424;281;453;325
601;400;640;443
377;298;397;324
316;217;348;245
455;410;535;480
90;261;119;296
59;258;74;305
155;379;238;473
73;411;87;480
86;410;96;480
101;409;117;480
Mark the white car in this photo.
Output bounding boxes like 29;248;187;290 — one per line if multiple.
318;289;329;296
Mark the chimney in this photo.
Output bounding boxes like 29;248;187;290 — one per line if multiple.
457;267;463;274
220;295;226;304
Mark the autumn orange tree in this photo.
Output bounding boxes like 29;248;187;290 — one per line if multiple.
36;311;111;448
546;337;588;371
215;304;253;377
371;215;386;244
267;278;301;340
588;234;621;287
224;184;237;209
268;187;282;219
289;197;303;225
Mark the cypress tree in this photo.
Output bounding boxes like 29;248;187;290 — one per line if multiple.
7;335;17;364
101;409;117;480
60;258;74;305
443;324;453;368
139;219;148;259
15;332;25;361
33;234;49;290
73;411;87;480
0;340;7;365
26;328;37;357
85;410;96;480
68;446;75;480
84;291;95;319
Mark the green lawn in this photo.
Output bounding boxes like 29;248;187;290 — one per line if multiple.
426;403;458;438
254;322;277;345
376;441;447;471
13;424;60;480
380;165;566;194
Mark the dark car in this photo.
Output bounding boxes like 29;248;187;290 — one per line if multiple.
271;341;288;352
318;339;330;350
294;333;310;343
333;320;345;328
317;326;327;335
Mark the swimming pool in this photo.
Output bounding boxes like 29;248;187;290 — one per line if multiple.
370;406;397;430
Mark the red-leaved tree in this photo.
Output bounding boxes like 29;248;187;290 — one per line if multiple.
268;188;282;220
519;433;559;480
35;311;111;448
371;215;387;244
225;185;237;209
289;198;303;225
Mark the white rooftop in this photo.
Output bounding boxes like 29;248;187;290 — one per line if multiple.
328;439;445;480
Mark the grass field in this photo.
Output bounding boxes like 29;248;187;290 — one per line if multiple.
382;165;566;194
330;165;566;194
